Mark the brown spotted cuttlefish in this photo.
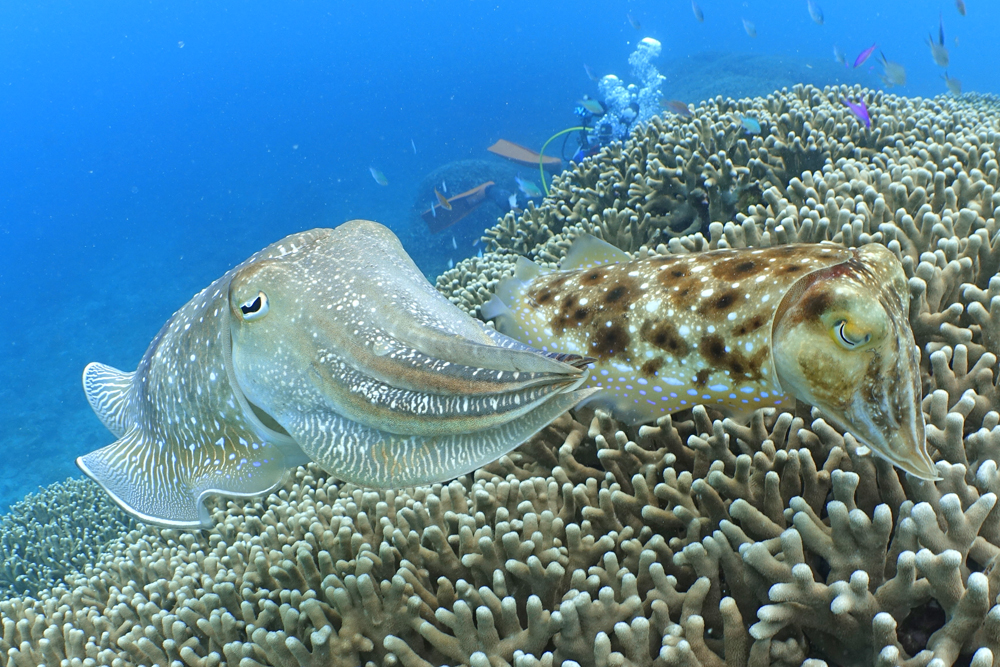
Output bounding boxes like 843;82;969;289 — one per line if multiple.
77;220;593;528
482;235;938;479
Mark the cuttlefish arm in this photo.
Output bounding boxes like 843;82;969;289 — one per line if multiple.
79;221;593;528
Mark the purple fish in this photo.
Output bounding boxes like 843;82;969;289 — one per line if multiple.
853;43;876;68
660;99;694;117
842;97;871;129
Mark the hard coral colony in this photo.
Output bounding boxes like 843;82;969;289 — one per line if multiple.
2;84;1000;667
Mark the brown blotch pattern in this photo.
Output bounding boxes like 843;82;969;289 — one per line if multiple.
699;333;763;380
801;290;832;320
592;323;631;361
580;270;605;286
777;263;803;275
641;358;664;376
605;285;628;303
640;320;689;357
700;288;742;315
533;289;554;305
710;255;763;280
544;291;581;334
733;314;767;337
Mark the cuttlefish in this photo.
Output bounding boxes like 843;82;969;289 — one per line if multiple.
78;220;593;528
482;236;938;479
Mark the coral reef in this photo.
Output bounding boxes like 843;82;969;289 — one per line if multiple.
0;478;134;600
4;86;1000;667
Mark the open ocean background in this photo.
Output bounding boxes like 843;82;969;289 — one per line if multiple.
1;0;997;512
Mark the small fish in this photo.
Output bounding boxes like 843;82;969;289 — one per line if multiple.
691;0;704;22
942;71;962;95
742;19;756;38
584;63;599;82
879;51;907;87
441;180;448;194
806;0;823;24
660;99;693;117
430;200;437;217
854;43;877;68
627;12;641;30
411;139;417;154
927;14;950;67
833;45;847;67
434;188;452;211
508;193;518;209
842;97;871;129
369;167;388;186
956;0;966;16
739;115;761;134
578;97;605;115
451;236;457;250
447;259;454;269
515;175;542;199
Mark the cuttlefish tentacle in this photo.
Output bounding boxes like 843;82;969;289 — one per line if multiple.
485;235;937;480
79;220;594;528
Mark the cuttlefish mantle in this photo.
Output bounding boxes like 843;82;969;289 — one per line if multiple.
78;220;594;528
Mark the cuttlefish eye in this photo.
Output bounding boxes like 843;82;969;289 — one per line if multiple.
239;291;269;321
832;318;871;349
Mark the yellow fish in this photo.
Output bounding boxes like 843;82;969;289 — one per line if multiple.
435;188;453;210
483;236;937;479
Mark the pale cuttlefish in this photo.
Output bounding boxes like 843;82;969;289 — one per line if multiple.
482;235;938;480
78;220;593;528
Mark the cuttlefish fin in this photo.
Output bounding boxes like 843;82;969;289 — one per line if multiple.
82;362;136;438
76;429;297;529
282;386;596;488
560;234;631;269
480;295;521;341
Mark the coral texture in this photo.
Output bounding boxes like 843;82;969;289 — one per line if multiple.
4;85;1000;667
0;478;134;600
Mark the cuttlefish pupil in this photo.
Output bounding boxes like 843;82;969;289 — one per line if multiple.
239;292;268;319
482;235;937;480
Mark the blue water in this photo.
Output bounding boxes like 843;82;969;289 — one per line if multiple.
1;0;996;510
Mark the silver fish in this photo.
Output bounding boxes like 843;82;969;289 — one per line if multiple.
928;14;950;67
483;236;937;480
78;220;592;527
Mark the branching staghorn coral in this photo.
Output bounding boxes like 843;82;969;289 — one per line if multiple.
4;86;1000;667
0;477;134;600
